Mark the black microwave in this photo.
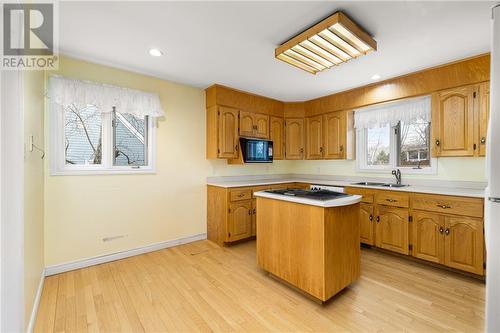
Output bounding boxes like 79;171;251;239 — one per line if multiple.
239;138;273;163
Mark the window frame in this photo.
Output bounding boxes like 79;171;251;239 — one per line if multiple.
356;123;437;175
50;105;156;176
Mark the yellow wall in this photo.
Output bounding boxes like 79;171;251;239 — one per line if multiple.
23;70;45;328
290;158;486;182
44;56;291;266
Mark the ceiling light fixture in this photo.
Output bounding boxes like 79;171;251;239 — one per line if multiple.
275;11;376;74
371;74;381;80
149;48;163;57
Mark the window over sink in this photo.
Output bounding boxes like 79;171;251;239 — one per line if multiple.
355;95;436;174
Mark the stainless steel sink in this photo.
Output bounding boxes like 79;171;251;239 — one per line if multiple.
351;182;409;188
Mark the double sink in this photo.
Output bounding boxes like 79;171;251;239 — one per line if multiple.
351;181;409;188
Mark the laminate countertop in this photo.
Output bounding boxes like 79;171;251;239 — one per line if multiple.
253;190;362;208
207;177;486;198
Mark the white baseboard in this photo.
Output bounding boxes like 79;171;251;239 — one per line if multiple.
45;233;207;276
27;269;45;333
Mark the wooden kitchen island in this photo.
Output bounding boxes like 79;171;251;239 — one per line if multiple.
254;191;362;302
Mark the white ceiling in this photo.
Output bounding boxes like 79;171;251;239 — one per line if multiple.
59;1;494;101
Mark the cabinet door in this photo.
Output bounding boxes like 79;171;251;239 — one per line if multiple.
479;82;490;157
412;211;445;264
228;200;252;242
444;216;484;275
251;199;256;236
285;118;304;160
218;107;239;158
432;85;476;157
239;111;254;137
359;203;374;245
375;206;409;255
305;115;323;159
254;114;270;139
270;117;284;160
323;111;346;159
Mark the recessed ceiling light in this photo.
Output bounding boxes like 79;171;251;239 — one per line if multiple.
371;74;381;80
149;48;163;57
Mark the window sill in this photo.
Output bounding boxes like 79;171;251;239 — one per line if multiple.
50;167;156;176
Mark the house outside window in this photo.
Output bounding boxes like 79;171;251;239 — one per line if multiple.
355;95;436;174
48;75;163;175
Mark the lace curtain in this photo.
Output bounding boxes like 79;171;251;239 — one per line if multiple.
48;75;164;117
354;95;431;129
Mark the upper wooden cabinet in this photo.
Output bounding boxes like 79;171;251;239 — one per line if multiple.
323;111;346;159
270;117;284;160
217;107;240;159
305;115;323;159
285;118;304;160
239;111;269;139
431;85;478;157
479;82;490;156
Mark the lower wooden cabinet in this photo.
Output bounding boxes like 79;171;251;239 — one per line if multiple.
359;203;374;245
251;199;257;236
412;211;444;264
444;216;484;275
375;205;409;255
412;211;484;274
228;200;252;242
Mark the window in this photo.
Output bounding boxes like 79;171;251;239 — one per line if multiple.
355;96;436;174
48;75;163;175
51;103;156;175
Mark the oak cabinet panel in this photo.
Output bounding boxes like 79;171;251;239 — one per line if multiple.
412;193;483;218
218;107;240;158
444;216;484;275
479;82;490;157
254;113;270;139
270;117;284;160
251;199;257;236
375;191;409;208
432;85;476;157
412;211;445;264
359;203;374;245
306;115;323;159
239;111;255;137
323;111;346;159
228;200;252;242
375;206;409;255
285;118;304;160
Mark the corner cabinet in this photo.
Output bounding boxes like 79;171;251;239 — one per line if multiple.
431;82;490;158
285;118;304;160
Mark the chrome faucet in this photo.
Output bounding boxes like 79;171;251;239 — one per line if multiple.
392;169;402;185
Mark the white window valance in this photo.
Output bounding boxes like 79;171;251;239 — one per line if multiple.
354;95;431;129
48;75;164;117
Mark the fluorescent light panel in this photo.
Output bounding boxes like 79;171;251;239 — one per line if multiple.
275;11;376;74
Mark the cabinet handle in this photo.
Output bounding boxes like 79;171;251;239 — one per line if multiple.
253;208;256;214
320;147;323;153
376;216;380;223
340;145;344;152
445;228;450;235
481;137;486;144
248;209;252;215
435;139;440;146
235;145;238;151
300;148;304;153
386;198;397;203
439;227;444;234
436;204;451;209
369;214;373;221
238;193;244;197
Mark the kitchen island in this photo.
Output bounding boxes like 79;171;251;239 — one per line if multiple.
254;189;362;302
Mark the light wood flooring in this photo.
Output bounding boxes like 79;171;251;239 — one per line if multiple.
35;240;484;332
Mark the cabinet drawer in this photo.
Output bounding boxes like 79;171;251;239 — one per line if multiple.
230;188;252;201
412;194;483;218
376;191;409;208
345;187;374;203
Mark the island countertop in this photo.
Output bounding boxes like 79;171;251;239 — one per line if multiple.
253;190;362;208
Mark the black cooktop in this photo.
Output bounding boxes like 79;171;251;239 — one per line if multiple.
264;188;350;201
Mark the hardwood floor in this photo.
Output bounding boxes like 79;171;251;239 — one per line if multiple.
35;240;484;332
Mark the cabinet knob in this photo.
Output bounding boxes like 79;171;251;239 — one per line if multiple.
340;145;344;152
320;147;323;153
235;144;238;151
481;137;486;144
386;198;397;203
300;148;304;153
253;208;256;214
435;139;440;146
369;214;373;221
445;228;450;235
436;204;451;209
248;209;252;215
376;216;380;223
439;227;444;234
